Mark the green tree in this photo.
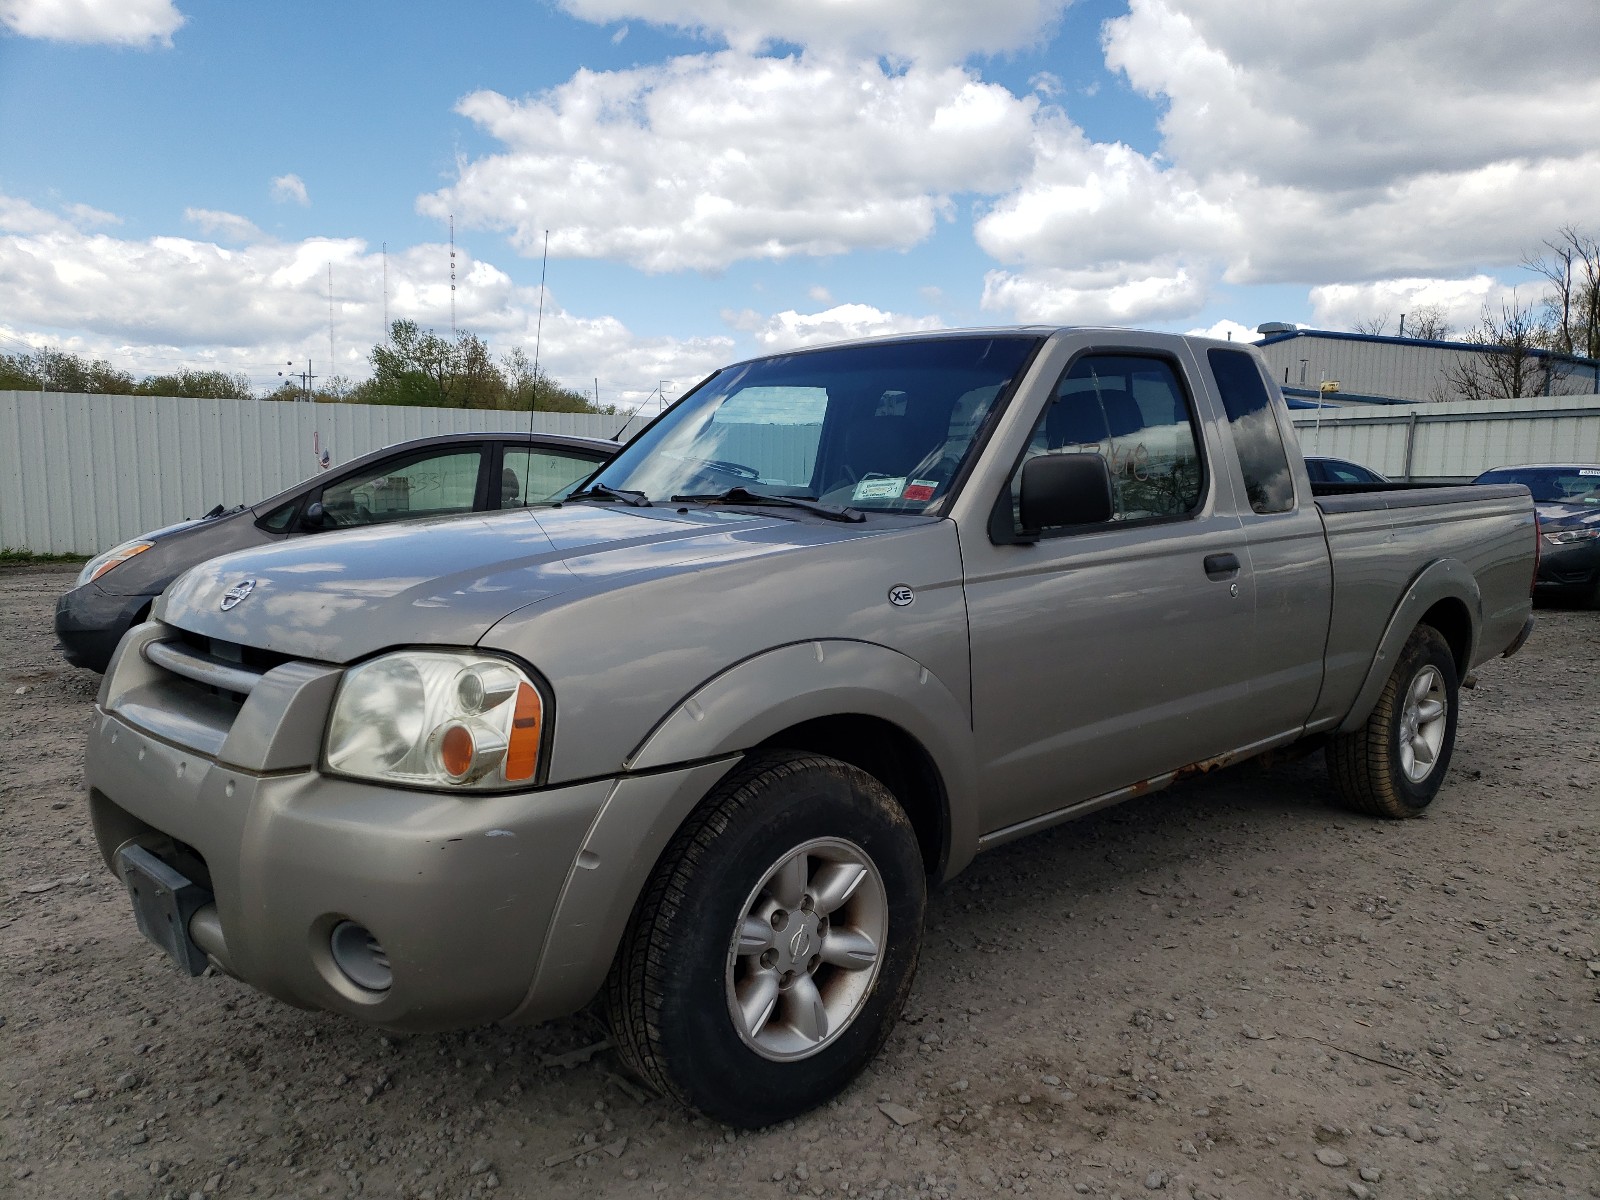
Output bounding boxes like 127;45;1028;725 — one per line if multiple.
360;320;608;412
0;352;39;390
135;369;253;399
366;320;472;407
502;347;612;413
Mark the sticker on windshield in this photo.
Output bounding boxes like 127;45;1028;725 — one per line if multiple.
1581;469;1600;476
853;476;906;501
902;479;939;502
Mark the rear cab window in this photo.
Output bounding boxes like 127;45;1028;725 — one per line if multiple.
1207;348;1296;514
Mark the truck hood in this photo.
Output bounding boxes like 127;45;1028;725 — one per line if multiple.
155;504;801;663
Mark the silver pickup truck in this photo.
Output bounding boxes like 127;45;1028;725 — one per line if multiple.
86;328;1537;1126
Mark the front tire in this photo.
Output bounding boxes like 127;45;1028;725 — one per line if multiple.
1327;625;1459;818
605;752;926;1127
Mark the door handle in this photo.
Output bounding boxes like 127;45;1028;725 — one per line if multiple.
1203;552;1241;580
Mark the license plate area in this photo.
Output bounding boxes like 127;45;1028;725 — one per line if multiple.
115;843;213;977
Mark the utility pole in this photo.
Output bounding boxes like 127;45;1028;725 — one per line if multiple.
278;360;317;402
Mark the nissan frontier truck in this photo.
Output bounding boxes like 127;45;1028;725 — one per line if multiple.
86;327;1537;1126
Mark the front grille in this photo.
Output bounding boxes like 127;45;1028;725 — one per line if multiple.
171;629;298;676
108;624;314;757
145;638;265;701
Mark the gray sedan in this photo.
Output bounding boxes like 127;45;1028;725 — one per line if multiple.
1473;463;1600;606
55;430;615;671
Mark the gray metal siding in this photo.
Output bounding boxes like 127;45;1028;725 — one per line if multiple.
1292;394;1600;481
1259;334;1600;405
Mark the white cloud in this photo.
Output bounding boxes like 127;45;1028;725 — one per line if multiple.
0;191;732;399
973;0;1600;324
183;208;263;243
806;285;832;304
724;302;943;352
1106;0;1600;194
422;51;1037;272
1308;276;1512;336
981;262;1205;325
271;174;310;206
557;0;1071;64
0;0;184;46
1184;319;1257;343
0;195;80;236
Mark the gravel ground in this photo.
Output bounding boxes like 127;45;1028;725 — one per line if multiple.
2;565;1597;1200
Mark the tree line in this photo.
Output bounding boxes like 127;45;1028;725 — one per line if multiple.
0;321;613;414
1355;225;1600;402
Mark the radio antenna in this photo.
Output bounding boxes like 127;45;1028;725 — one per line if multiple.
610;381;662;441
525;229;550;445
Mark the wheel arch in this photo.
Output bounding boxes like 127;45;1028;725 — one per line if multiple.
751;713;950;880
626;639;978;878
1336;559;1479;735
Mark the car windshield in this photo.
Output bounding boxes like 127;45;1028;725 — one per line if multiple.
1477;467;1600;505
586;335;1042;512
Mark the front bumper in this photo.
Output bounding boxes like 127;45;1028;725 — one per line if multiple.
1534;535;1600;594
86;624;740;1031
55;585;156;672
89;706;615;1029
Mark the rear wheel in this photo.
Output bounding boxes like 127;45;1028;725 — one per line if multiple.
1327;625;1459;818
605;752;925;1127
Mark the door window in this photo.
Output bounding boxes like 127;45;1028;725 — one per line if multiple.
1011;354;1204;534
319;448;484;527
500;447;607;505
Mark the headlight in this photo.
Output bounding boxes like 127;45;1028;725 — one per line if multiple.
1542;527;1600;545
77;540;153;586
325;651;546;790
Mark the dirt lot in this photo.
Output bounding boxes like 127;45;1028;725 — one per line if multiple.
2;565;1597;1200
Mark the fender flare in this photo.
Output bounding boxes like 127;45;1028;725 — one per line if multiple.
1336;558;1481;734
627;638;978;871
508;641;978;1025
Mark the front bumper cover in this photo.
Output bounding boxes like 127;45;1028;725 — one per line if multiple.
55;585;156;672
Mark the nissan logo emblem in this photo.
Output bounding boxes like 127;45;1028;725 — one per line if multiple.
220;579;257;611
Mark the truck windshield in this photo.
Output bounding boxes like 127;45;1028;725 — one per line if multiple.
587;335;1042;512
1476;467;1600;505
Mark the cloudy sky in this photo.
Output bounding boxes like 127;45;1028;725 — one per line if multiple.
2;0;1597;404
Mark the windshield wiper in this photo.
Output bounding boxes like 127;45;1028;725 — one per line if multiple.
565;482;653;508
671;486;865;523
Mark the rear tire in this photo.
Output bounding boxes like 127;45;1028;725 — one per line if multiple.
605;751;926;1127
1327;625;1459;818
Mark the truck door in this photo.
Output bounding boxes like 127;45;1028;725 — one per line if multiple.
961;350;1255;836
1198;346;1332;739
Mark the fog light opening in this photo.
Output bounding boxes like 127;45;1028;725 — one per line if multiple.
329;920;392;992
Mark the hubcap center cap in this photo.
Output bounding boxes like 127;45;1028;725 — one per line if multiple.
778;912;823;974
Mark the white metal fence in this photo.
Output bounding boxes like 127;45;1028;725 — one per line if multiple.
0;391;620;556
8;390;1600;556
1289;393;1600;481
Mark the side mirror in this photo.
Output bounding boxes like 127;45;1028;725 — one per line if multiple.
1019;452;1114;536
299;500;327;531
